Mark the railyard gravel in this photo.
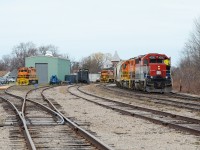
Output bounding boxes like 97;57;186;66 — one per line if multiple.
0;127;13;150
1;85;200;149
43;85;200;150
0;85;39;150
83;84;200;120
0;97;13;150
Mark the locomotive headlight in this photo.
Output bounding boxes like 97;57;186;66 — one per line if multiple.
156;71;161;75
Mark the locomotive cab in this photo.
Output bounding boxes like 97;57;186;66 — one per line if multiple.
140;54;172;92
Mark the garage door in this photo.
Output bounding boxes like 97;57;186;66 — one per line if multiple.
35;63;48;84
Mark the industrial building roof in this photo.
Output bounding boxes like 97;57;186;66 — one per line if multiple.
27;55;70;61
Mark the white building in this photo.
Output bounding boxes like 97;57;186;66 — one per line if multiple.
103;59;113;69
103;51;121;69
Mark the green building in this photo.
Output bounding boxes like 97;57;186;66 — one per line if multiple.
25;56;70;84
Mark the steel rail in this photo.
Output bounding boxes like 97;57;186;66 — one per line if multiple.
169;92;200;101
26;98;65;124
22;85;50;114
104;83;200;102
4;85;108;149
0;96;36;150
68;85;200;136
24;85;65;124
41;86;113;150
77;86;200;123
3;85;65;150
5;87;64;124
100;84;200;111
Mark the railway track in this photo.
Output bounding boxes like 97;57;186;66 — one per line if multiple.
97;84;200;111
0;91;28;149
68;85;200;136
167;92;200;101
0;85;112;150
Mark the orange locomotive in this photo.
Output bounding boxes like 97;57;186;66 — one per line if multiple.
117;58;136;89
100;69;114;83
17;67;38;85
114;53;172;93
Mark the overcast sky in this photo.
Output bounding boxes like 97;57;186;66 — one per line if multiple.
1;0;200;66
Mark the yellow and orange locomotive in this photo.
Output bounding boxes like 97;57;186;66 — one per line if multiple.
17;67;38;85
100;69;114;83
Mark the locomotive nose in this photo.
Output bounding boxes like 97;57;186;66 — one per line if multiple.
156;70;161;75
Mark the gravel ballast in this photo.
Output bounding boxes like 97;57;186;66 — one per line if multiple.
0;96;16;150
43;85;200;150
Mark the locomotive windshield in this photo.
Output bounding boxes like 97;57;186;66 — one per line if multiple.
20;70;28;72
148;55;169;64
149;59;163;63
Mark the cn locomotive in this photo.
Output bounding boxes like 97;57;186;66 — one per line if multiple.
17;67;38;85
114;53;172;93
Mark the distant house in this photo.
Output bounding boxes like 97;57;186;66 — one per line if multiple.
103;60;113;69
7;69;18;79
0;71;10;78
102;51;121;69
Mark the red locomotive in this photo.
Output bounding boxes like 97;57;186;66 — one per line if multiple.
114;53;172;93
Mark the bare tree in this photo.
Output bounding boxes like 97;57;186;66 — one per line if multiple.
11;42;38;69
0;42;65;71
59;53;70;59
0;55;11;71
38;45;59;56
71;61;79;73
174;18;200;93
0;60;7;71
80;52;112;73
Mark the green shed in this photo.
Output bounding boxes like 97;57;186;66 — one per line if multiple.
25;56;70;84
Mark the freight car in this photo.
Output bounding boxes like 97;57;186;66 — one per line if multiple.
17;67;38;85
100;69;114;83
77;69;90;83
114;53;172;93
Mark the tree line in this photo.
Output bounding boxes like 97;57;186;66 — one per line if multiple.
172;18;200;94
0;42;62;71
0;42;112;74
